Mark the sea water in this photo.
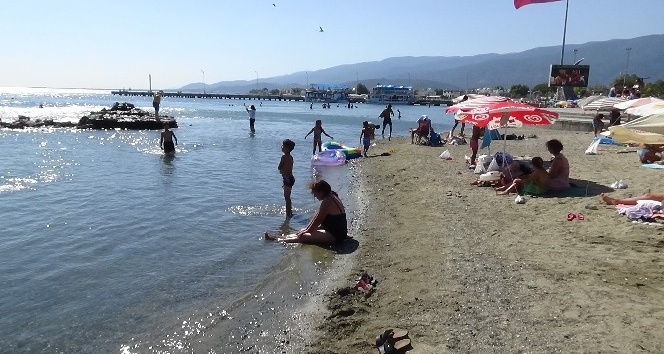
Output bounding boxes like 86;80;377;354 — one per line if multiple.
0;87;454;353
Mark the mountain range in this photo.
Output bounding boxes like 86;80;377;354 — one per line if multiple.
180;34;664;93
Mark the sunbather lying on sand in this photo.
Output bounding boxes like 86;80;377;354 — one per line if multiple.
601;192;664;205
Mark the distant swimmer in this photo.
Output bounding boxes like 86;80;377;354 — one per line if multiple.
160;123;178;154
273;3;276;6
319;26;324;32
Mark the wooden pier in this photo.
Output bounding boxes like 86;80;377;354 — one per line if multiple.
111;90;305;102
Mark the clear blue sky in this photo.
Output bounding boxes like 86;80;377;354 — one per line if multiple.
1;0;662;89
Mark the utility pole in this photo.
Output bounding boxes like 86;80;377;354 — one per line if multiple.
623;47;632;86
201;70;206;94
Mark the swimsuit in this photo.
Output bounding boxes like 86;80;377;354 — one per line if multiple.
163;141;175;153
282;175;295;188
321;197;347;242
362;138;371;149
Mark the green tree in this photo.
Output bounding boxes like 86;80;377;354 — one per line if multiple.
532;83;553;96
612;74;639;89
509;84;529;98
290;88;302;95
643;80;664;98
269;89;280;95
356;83;369;95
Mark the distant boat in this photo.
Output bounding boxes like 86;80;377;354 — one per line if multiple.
304;84;349;103
368;84;415;105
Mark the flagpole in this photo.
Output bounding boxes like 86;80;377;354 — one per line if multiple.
560;0;569;65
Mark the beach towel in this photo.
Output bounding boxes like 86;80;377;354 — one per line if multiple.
641;163;664;169
585;139;601;155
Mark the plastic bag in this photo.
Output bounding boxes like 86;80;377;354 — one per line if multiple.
515;195;527;204
439;150;452;160
610;180;628;189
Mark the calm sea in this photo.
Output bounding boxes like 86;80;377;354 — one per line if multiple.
0;87;453;353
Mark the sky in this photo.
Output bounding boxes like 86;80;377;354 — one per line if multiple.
1;0;663;90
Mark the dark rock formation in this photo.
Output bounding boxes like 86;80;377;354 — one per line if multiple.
77;102;177;130
0;102;177;130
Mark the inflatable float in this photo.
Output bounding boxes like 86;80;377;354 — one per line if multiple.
322;141;362;160
311;149;346;166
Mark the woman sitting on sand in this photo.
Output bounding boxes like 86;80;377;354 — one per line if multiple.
601;192;664;205
637;143;664;164
496;157;549;195
545;139;570;191
265;179;347;244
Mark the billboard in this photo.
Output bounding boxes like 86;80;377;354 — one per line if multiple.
548;65;590;87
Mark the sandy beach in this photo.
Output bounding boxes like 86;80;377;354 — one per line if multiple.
304;127;664;353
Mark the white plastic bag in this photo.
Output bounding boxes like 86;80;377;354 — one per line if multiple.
515;195;526;204
610;180;628;189
439;150;452;160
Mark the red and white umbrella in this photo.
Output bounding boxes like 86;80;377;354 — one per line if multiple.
454;101;558;130
445;96;510;114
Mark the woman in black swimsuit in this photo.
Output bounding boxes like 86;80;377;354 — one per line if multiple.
265;179;347;244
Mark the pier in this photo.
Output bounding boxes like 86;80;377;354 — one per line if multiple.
111;90;305;102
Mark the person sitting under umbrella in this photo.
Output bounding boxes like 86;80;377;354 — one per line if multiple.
637;143;664;164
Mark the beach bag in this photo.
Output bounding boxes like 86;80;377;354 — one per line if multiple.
429;132;442;146
487;158;500;172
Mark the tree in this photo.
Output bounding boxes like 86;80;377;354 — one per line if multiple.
509;84;529;98
643;80;664;98
290;88;302;95
269;89;280;95
356;83;369;95
532;83;553;96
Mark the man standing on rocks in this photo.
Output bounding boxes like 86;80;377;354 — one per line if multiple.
152;90;163;120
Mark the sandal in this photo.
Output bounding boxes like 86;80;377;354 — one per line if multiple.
577;213;585;221
567;213;576;221
373;339;411;354
375;328;409;347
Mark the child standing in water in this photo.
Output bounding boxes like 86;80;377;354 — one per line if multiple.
159;123;178;154
279;139;296;217
360;121;374;157
304;119;334;155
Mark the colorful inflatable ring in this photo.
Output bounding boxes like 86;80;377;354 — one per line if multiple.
311;149;346;166
322;141;362;160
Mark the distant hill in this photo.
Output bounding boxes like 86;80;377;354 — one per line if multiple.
179;34;664;93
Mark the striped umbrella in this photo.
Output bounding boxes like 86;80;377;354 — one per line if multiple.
445;96;510;114
581;97;627;111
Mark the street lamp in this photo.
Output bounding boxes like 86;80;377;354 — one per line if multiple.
573;49;578;64
254;71;258;91
623;47;632;86
201;69;206;94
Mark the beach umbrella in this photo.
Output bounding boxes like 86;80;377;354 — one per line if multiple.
624;101;664;117
577;95;604;109
608;125;664;144
445;96;510;114
454;101;559;130
581;97;627;111
622;112;664;135
613;96;664;111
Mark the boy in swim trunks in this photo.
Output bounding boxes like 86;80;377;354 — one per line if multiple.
159;123;178;154
360;121;374;157
279;139;296;217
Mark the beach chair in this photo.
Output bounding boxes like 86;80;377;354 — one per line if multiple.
411;118;432;145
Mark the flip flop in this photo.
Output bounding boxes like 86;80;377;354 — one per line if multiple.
373;339;412;354
577;213;585;221
567;213;576;221
373;328;409;347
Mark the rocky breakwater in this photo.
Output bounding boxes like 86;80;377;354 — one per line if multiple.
0;102;177;130
77;102;177;130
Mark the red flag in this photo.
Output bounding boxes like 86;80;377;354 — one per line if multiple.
514;0;563;9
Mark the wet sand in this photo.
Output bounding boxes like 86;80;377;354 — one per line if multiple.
303;128;664;353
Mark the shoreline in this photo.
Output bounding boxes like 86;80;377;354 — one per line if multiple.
304;130;664;353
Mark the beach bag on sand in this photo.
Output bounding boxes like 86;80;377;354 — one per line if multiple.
487;158;500;172
439;150;452;160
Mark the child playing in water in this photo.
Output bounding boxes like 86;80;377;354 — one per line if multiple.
304;119;334;155
496;157;549;195
279;139;295;217
159;123;178;154
360;121;374;157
